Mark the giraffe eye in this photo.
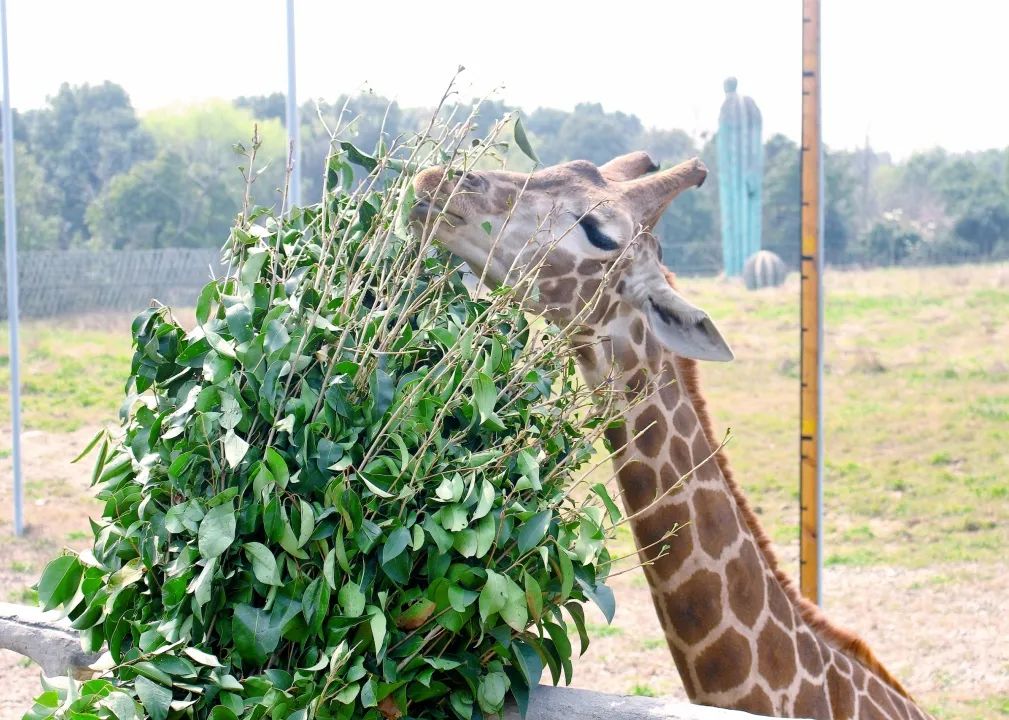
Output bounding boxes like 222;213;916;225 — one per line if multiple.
578;214;619;251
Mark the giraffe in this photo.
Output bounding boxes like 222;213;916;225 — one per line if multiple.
410;152;934;720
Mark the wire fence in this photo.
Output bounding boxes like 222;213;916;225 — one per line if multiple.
0;249;227;320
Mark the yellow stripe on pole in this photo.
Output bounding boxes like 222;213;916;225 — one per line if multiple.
799;0;824;605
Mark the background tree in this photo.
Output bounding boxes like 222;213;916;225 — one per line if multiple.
22;82;151;247
0;143;61;250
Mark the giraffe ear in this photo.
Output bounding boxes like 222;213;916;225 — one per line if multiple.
644;284;734;362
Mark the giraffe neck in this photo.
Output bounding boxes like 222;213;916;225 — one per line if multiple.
573;321;932;720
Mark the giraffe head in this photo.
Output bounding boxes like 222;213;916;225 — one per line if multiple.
411;151;733;362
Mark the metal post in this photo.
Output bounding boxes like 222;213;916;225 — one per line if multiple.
799;0;824;605
1;0;24;537
285;0;301;208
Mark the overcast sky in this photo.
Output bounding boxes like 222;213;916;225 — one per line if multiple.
7;0;1007;159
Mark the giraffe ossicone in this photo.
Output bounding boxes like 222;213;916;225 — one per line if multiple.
411;152;933;720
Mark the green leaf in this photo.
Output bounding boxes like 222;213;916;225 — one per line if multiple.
134;675;172;720
499;573;528;632
579;579;616;624
188;558;216;607
265;448;290;489
592;483;622;524
382;526;411;565
477;671;510;714
470;372;497;425
523;572;543;622
265;319;291;355
198;502;236;560
232;604;283;665
298;500;316;547
517;510;551;553
244;542;282;586
37;555;83;611
183;647;222;667
369;609;387;655
240;249;269;286
479;569;508;624
223;431;249;468
339;581;366;617
513;116;540;163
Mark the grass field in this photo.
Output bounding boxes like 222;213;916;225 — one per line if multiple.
0;263;1006;719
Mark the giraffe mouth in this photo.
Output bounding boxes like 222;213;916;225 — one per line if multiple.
410;200;465;226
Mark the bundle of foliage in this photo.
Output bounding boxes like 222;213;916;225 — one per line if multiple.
27;124;623;720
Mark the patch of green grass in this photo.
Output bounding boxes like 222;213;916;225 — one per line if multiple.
972;396;1009;422
640;637;667;651
586;623;624;638
696;264;1009;568
66;530;90;542
8;586;37;604
9;560;32;573
0;320;132;432
630;684;657;698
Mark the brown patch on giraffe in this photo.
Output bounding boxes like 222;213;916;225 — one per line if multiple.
577;258;604;275
605;424;628;455
602;299;620;325
635;501;692;574
725;541;765;628
537;249;574;278
585;295;612;325
658;462;683;493
578;277;601;303
644;330;661;372
691;487;739;559
765;576;795;630
868;676;903;719
665;570;723;645
827;664;856;720
672;402;694;437
862;699;888;720
792;680;830;719
624;368;648;399
542;277;578;305
658;366;680;410
691;429;718;479
833;649;853;676
669;644;697;699
695;628;753;695
624;316;643;344
574;343;597;371
757;621;798;690
614;336;640;373
633;404;667;458
668;436;693;475
796;629;824;676
851;659;869;692
616;460;657;514
733;685;774;716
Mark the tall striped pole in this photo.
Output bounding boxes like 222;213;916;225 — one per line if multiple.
1;0;24;537
799;0;824;605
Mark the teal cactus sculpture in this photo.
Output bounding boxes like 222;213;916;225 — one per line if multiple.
716;77;763;277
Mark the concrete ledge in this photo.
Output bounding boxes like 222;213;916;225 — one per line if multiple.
0;602;100;679
1;603;792;719
508;686;801;720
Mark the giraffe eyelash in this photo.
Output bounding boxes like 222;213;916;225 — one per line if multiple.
578;214;619;251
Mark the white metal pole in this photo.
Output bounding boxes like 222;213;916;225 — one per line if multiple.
1;0;24;537
285;0;300;208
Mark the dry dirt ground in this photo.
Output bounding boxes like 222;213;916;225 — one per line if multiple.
1;428;1006;720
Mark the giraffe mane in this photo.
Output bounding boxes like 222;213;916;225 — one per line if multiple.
663;270;913;701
